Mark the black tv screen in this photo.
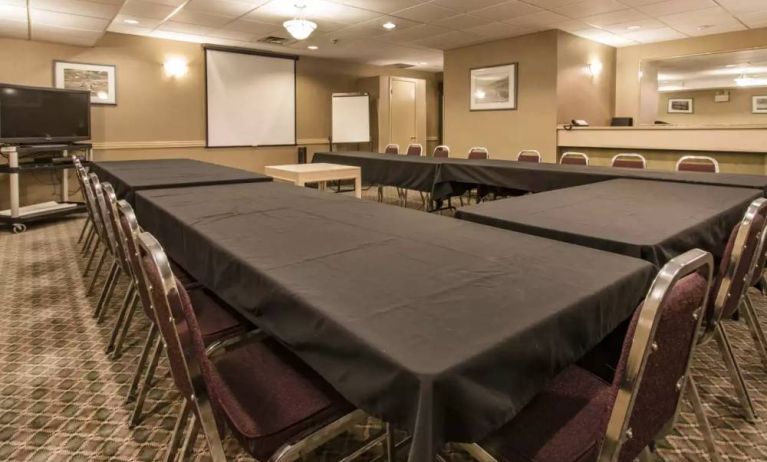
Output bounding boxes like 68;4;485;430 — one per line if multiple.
0;84;91;144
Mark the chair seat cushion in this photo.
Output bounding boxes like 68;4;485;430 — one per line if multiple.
186;288;247;344
480;365;616;462
210;338;354;461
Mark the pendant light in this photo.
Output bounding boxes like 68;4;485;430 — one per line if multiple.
284;3;317;41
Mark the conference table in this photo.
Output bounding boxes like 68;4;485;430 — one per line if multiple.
134;181;655;462
89;158;272;205
456;179;761;268
312;151;767;202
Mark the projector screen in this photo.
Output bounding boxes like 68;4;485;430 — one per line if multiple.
332;93;370;144
205;47;296;147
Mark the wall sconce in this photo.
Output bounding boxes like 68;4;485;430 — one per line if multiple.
588;60;603;77
164;56;188;78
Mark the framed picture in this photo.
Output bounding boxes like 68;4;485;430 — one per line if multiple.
753;96;767;113
53;60;116;105
667;98;693;114
470;63;517;111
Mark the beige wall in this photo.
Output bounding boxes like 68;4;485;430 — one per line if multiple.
0;32;441;209
443;30;615;162
617;27;767;122
556;31;616;127
658;87;767;125
444;30;559;162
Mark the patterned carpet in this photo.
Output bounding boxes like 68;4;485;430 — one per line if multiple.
0;186;766;461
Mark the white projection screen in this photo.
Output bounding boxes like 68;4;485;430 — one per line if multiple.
332;93;371;144
205;47;296;147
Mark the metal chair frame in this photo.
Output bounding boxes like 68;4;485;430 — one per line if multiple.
676;155;720;173
611;153;647;169
560;152;589;166
86;174;120;300
72;157;94;247
90;180;126;323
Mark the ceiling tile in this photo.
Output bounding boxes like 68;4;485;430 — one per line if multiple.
432;13;492;30
170;8;233;27
581;8;649;27
157;20;212;35
430;0;507;13
622;26;687;43
0;18;28;39
0;2;27;21
504;11;570;28
120;1;177;20
184;0;262;17
463;21;538;38
32;23;104;45
738;10;767;28
391;3;457;22
636;0;718;17
472;1;543;21
603;18;666;34
332;0;428;15
415;29;484;49
30;9;110;30
379;24;451;42
715;0;767;14
30;0;121;19
550;0;627;19
111;13;163;28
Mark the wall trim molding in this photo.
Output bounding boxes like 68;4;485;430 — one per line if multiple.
92;138;331;150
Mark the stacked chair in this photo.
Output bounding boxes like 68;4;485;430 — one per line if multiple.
71;157;393;462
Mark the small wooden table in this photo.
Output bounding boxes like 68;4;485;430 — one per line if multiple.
265;163;362;199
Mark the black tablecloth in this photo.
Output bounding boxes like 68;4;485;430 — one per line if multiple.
435;157;767;199
312;151;440;193
90;159;272;205
135;181;654;461
456;179;760;268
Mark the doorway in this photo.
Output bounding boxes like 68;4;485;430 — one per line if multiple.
389;78;417;151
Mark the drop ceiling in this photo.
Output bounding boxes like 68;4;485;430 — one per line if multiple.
2;0;767;71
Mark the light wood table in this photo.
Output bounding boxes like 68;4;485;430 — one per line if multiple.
265;163;362;199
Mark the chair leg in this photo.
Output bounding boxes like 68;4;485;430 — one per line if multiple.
86;248;109;295
105;284;136;354
385;423;395;462
687;377;721;462
377;186;383;202
714;323;757;422
129;335;164;428
81;226;96;256
112;292;140;359
93;262;120;320
165;399;192;462
126;324;158;403
83;240;101;276
178;413;200;461
77;217;91;244
761;274;767;297
742;294;767;370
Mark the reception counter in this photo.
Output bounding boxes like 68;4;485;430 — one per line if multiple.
557;125;767;175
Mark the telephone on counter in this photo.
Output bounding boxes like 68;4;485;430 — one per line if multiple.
564;119;589;130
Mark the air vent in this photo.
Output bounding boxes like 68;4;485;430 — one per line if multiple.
258;36;290;45
387;63;415;69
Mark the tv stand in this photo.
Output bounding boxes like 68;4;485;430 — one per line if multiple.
0;143;92;233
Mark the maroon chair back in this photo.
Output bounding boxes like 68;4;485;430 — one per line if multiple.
560;152;589;166
517;150;541;163
101;183;131;274
677;156;719;173
711;198;767;323
384;144;399;155
433;145;450;158
406;144;423;156
117;201;154;321
80;169;108;245
89;174;117;255
468;147;488;160
600;249;713;461
612;154;646;169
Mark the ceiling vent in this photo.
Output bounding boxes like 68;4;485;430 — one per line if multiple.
257;36;291;45
387;63;415;69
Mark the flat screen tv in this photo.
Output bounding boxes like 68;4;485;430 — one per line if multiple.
0;83;91;144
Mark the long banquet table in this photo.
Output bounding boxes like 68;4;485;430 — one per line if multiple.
134;181;655;462
89;158;272;205
312;151;767;201
456;179;760;267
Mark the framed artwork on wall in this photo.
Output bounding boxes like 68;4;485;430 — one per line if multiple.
753;96;767;113
54;60;117;105
470;63;517;111
667;98;693;114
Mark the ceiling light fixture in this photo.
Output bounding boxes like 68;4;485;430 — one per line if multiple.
382;21;397;30
696;24;712;31
308;45;319;50
124;19;140;25
284;3;317;41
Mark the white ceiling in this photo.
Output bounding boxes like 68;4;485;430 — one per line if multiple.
2;0;767;71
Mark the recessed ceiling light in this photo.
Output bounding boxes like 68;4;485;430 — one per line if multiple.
124;18;140;24
626;25;641;30
697;24;712;30
382;22;396;30
308;45;318;50
419;62;427;65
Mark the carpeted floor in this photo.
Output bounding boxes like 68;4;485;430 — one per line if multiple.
1;186;766;461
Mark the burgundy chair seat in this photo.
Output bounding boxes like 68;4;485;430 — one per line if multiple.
170;260;198;288
207;336;354;461
184;288;247;345
480;365;616;462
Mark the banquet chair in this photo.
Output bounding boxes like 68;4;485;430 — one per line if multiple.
74;163;104;265
86;174;122;302
741;210;767;373
406;143;424;156
71;157;94;247
468;147;489;160
700;197;767;423
462;248;715;462
384;144;399;154
516;150;542;163
136;231;389;462
113;201;246;428
560;152;589;166
676;156;719;173
611;153;646;169
433;145;450;158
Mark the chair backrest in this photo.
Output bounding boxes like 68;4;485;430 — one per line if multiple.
599;249;713;462
676;155;719;173
611;153;646;169
406;144;423;156
433;145;450;158
75;164;100;224
117;200;154;321
468;147;489;160
516;150;541;163
136;231;227;459
384;144;399;155
560;151;589;166
89;173;117;254
710;198;767;327
100;183;131;274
